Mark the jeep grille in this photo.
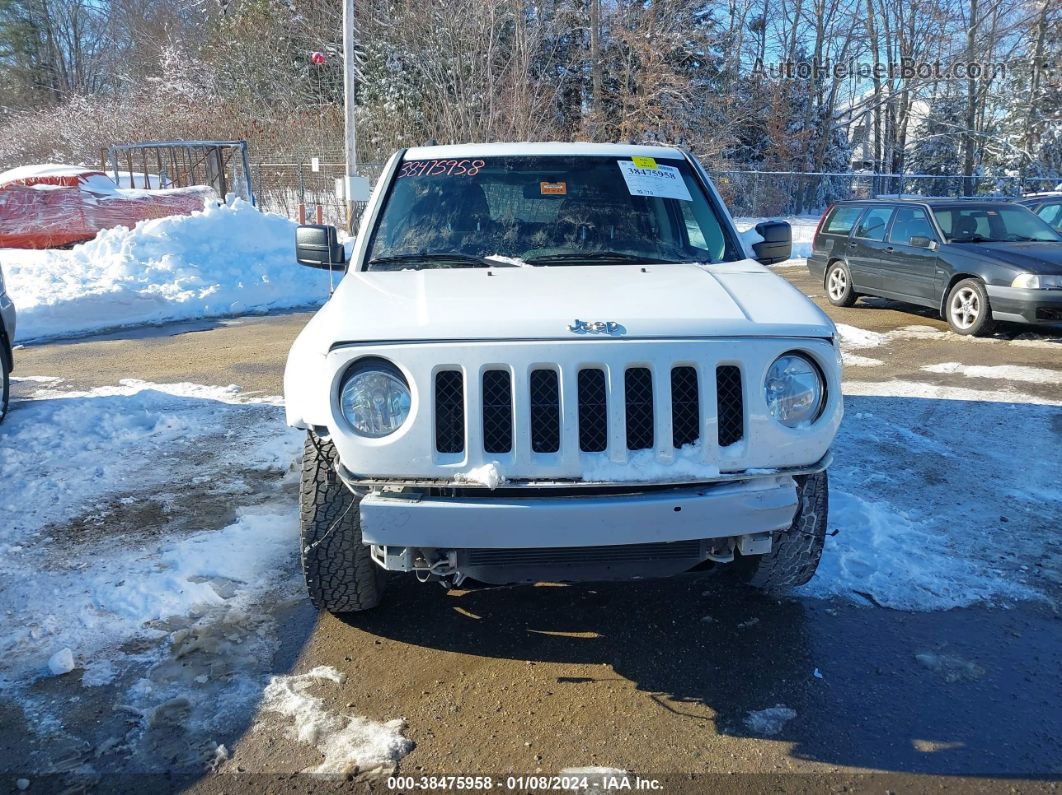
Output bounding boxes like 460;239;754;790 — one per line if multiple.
434;364;744;456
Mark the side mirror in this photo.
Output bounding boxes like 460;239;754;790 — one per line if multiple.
296;224;346;270
751;220;792;265
909;235;934;249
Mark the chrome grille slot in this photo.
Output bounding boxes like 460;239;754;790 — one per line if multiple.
577;368;608;453
716;365;744;447
529;369;560;453
482;369;513;454
624;367;654;450
435;370;465;453
670;366;700;448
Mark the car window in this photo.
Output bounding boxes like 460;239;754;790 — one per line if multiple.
853;207;894;241
822;205;862;235
887;207;936;245
1036;202;1062;232
366;154;736;268
932;206;1061;242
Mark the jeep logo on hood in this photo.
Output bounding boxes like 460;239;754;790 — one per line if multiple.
569;319;624;335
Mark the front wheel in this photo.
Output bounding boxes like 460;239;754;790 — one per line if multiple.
825;261;858;307
945;278;995;336
300;432;387;613
733;471;828;589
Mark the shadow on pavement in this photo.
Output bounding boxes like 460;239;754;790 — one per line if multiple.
345;574;1060;776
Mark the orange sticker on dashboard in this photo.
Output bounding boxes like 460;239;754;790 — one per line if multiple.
540;181;567;195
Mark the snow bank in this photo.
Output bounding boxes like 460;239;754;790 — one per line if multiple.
2;198;331;342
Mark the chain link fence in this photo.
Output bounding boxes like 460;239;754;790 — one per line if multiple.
251;154;387;229
712;171;1062;218
248;154;1062;224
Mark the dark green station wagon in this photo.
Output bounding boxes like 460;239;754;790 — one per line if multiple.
807;198;1062;336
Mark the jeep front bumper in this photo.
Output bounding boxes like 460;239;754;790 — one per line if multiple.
359;475;799;550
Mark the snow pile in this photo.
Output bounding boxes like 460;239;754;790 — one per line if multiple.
261;666;414;776
835;323;887;349
0;379;303;681
2;198;331;342
455;462;506;489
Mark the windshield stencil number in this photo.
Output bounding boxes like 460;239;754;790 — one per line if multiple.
399;159;485;178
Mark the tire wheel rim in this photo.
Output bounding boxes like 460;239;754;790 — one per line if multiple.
950;287;980;329
828;268;847;300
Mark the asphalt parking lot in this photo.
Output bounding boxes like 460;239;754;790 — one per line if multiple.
3;265;1061;791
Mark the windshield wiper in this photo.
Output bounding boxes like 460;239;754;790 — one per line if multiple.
368;253;496;269
522;251;681;265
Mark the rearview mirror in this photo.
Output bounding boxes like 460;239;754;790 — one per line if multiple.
296;224;346;270
751;220;792;265
909;235;933;249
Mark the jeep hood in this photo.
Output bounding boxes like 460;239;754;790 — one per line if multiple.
316;261;834;344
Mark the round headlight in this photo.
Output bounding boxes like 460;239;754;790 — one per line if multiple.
339;359;412;437
765;353;824;428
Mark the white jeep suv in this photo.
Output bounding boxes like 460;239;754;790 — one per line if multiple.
284;143;842;612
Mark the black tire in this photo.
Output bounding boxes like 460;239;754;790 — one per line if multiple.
825;261;858;307
733;471;828;589
0;343;9;424
944;278;995;336
300;431;387;613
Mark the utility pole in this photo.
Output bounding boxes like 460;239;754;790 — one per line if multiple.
343;0;357;232
590;0;602;135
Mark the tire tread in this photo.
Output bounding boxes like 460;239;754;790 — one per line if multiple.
300;432;386;612
736;471;828;589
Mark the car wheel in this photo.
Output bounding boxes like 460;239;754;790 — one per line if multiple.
825;261;858;307
733;471;828;589
0;344;9;424
945;278;995;336
300;431;387;613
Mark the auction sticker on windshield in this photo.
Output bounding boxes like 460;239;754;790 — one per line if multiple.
617;160;692;201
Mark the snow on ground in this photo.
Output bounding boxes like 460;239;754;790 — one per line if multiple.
804;383;1061;609
835;323;887;349
922;361;1062;385
0;379;308;771
743;705;797;736
1;198;331;342
260;666;414;775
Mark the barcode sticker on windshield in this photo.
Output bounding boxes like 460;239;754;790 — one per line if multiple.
617;161;692;201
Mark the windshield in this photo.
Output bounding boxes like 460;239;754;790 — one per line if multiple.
933;205;1062;243
365;154;736;269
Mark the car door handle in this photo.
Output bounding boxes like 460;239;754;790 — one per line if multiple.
848;241;856;248
885;246;894;252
